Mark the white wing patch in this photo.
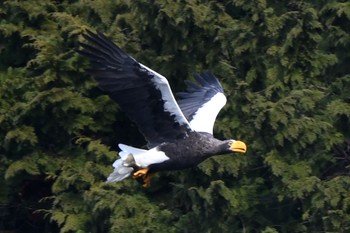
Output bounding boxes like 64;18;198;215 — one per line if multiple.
139;64;191;128
189;92;227;134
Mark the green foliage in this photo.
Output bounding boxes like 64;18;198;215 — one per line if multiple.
1;0;349;232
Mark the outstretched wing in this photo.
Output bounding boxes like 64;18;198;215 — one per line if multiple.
177;72;227;134
78;30;192;147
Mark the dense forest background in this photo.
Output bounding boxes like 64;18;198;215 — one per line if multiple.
1;0;350;232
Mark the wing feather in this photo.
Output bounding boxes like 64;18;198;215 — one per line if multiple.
177;72;227;134
79;30;192;147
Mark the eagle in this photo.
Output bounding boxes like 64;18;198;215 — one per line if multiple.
78;30;247;187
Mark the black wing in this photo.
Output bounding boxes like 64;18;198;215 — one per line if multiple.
177;72;227;134
78;30;192;147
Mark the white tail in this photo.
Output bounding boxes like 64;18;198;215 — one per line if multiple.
105;144;141;182
106;158;134;183
106;144;170;183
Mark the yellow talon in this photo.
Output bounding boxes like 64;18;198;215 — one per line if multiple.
133;168;149;179
132;168;154;187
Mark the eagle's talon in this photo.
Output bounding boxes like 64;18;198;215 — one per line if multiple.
132;168;154;187
133;168;149;179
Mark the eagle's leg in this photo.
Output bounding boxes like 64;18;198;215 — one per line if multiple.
133;168;154;187
142;173;154;188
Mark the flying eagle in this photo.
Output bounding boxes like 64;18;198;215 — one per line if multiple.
78;30;247;187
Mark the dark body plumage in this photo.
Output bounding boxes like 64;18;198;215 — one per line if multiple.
150;131;231;172
78;30;246;187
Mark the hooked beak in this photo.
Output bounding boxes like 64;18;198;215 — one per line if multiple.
229;140;247;153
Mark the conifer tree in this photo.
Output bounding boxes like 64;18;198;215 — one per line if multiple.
1;0;349;232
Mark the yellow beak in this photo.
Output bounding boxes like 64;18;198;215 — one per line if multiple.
229;140;247;153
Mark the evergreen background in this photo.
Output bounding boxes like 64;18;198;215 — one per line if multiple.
1;0;349;232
